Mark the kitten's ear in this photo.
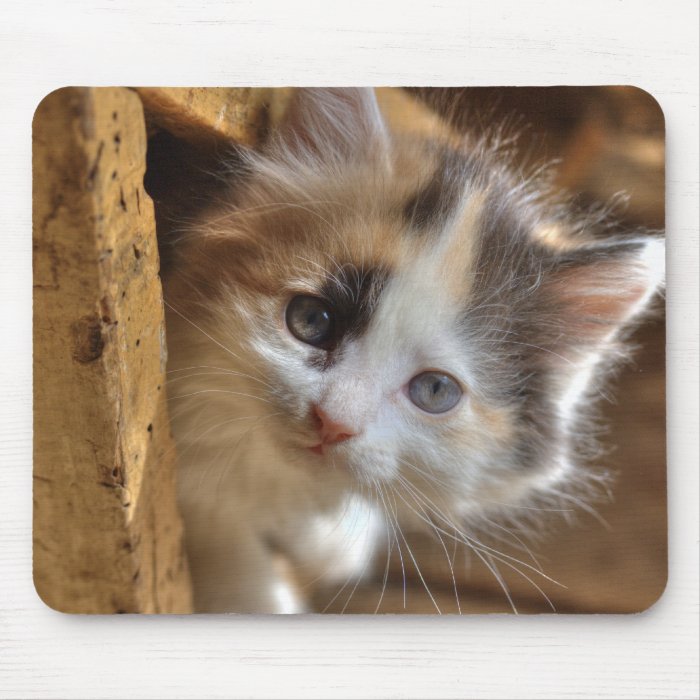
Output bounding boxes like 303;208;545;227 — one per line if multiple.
274;88;389;163
540;236;665;351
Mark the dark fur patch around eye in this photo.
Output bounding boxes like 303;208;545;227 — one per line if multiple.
307;265;389;370
402;149;474;232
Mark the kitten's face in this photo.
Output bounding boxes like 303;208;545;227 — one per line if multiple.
248;202;518;497
167;88;663;517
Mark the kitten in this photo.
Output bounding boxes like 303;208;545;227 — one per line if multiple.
162;88;664;613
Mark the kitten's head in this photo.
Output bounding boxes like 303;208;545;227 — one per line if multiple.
166;88;664;521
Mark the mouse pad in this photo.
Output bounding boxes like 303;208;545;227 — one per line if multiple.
33;86;666;614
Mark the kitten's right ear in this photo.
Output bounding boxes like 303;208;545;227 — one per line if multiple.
273;88;389;164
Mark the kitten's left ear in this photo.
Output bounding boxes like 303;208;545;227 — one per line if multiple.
273;88;389;164
540;235;665;348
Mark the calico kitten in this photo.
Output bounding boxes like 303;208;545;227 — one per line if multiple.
162;88;664;613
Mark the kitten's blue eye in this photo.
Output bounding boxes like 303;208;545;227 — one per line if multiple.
408;371;462;414
286;295;334;348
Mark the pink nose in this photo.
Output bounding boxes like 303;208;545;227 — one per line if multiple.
312;405;356;445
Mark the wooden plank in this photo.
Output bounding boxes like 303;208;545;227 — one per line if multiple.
135;87;271;146
33;87;192;613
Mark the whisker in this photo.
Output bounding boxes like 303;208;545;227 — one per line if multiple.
385;485;442;614
375;481;407;610
371;479;393;614
471;497;574;514
166;365;275;390
320;549;363;614
395;474;566;589
167;389;273;404
393;478;462;614
339;497;374;615
196;412;284;490
391;478;518;613
482;552;518;614
548;488;612;531
397;456;456;492
212;412;284;492
478;516;545;572
164;301;251;368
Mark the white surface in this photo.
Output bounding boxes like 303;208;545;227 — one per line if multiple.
1;0;698;698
